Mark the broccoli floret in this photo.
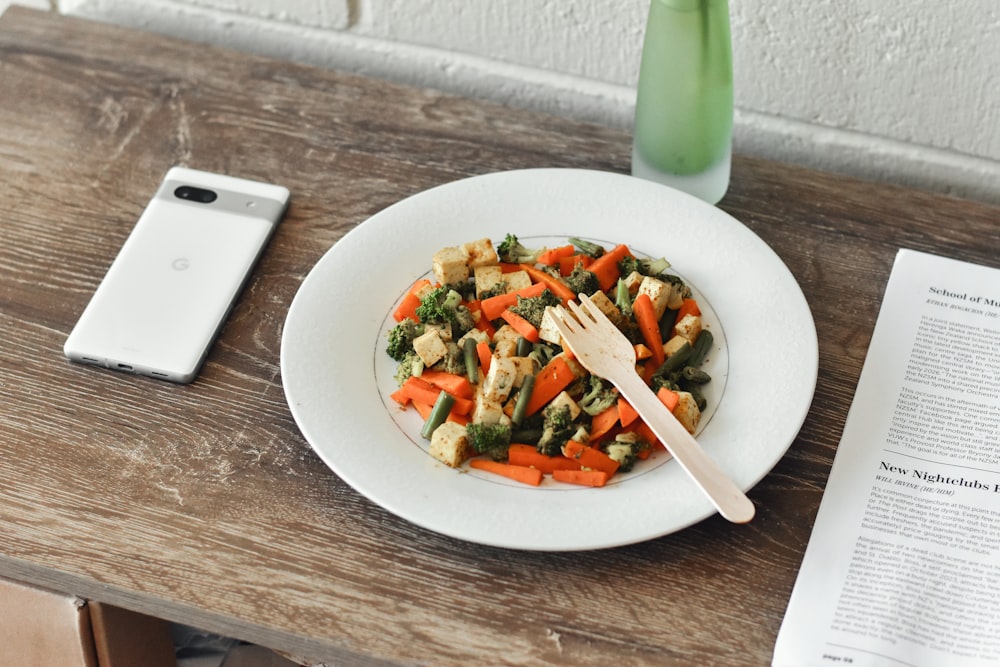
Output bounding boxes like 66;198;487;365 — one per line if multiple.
602;433;650;473
386;318;425;361
415;286;462;323
579;376;619;416
537;403;586;456
562;265;600;297
466;421;512;461
618;255;672;278
497;233;545;265
433;341;467;376
509;288;562;328
445;280;477;301
527;343;557;369
415;286;475;337
452;306;476;338
478;281;509;300
662;273;692;299
568;237;605;258
393;350;425;386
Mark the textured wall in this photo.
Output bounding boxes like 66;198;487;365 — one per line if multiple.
12;0;998;202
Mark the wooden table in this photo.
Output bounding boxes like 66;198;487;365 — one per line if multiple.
3;7;999;665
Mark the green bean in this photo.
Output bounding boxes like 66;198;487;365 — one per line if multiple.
688;330;713;367
685;384;708;411
516;336;532;358
463;337;479;383
510;374;536;427
420;391;456;439
655;341;693;377
681;366;712;384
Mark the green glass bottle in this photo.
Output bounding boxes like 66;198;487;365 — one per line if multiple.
631;0;733;204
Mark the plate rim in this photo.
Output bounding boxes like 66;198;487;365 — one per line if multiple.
280;167;818;551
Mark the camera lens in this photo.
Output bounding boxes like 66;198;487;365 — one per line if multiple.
174;185;217;204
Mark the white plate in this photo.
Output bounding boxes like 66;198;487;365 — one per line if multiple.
281;168;817;551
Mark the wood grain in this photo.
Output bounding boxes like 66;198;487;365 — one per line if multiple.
2;6;1000;665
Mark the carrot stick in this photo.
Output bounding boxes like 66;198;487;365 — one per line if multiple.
675;297;701;320
537;244;576;266
394;278;433;320
393;292;421;322
389;387;411;406
559;254;592;277
500;308;541;343
633;292;664;368
397;377;473;415
617;397;640;428
589;404;620;441
553;469;609;487
562;440;620;476
409;278;432;295
469;459;543;486
518;263;576;302
419;369;474;399
656;386;679;412
633;421;666;452
507;444;582;473
480;282;547;321
476;341;492;376
524;356;576;415
584;244;633;291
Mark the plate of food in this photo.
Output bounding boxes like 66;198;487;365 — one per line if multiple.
280;168;817;551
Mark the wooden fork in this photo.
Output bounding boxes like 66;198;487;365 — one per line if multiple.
548;294;755;524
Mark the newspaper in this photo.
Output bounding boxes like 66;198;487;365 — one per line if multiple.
773;249;1000;667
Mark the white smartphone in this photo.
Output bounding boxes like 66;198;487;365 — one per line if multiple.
64;167;290;383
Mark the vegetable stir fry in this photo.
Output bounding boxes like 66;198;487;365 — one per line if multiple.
387;235;714;487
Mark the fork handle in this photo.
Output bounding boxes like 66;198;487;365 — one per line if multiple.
615;373;756;524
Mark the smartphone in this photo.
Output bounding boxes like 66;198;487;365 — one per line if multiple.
64;167;290;383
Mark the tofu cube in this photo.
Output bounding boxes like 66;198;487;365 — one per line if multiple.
662;334;690;359
502;270;532;293
429;422;470;467
637;275;671;321
622;270;644;293
412;328;448;367
586;290;621;322
548;390;582;421
474;265;504;299
482;356;518;403
432;245;470;285
456;328;490;349
425;322;452;342
537;307;564;346
491;324;522;350
672;391;702;434
510;356;539;386
461;238;499;268
673;314;702;346
493;338;517;359
472;383;510;425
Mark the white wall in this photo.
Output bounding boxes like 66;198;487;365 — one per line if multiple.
8;0;999;203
